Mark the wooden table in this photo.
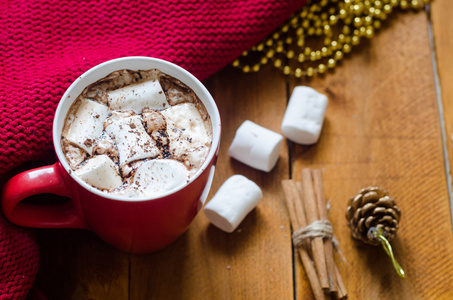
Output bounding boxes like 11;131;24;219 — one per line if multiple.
33;1;453;299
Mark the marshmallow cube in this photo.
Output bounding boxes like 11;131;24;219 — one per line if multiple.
281;86;328;145
75;155;123;190
204;175;262;233
228;121;283;172
107;80;169;113
105;115;160;166
161;103;211;159
134;159;189;198
65;99;109;154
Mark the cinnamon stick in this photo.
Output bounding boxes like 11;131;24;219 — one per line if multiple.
282;180;326;300
312;169;338;295
300;168;329;291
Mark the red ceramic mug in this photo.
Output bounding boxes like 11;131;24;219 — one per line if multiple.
1;57;221;253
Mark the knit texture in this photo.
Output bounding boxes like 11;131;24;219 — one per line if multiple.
0;215;40;300
1;0;306;298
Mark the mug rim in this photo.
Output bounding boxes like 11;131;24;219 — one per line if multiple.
53;56;221;202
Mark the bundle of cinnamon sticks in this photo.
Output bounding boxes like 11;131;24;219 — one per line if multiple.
282;168;347;300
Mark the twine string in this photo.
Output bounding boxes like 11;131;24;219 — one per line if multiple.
292;219;346;261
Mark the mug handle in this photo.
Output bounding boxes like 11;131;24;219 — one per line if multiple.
1;163;88;229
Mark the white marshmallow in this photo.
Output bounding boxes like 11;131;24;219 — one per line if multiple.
75;155;123;190
281;86;328;145
204;175;262;233
107;80;169;113
105;115;160;165
65;99;109;154
228;121;283;172
133;159;189;197
161;103;211;160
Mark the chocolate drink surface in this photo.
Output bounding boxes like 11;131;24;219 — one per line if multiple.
61;69;213;198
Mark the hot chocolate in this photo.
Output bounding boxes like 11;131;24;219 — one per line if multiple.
61;69;213;198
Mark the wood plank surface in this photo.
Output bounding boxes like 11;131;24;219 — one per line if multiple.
31;2;453;299
289;6;453;300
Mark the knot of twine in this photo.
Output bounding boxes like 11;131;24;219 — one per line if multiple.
292;219;336;249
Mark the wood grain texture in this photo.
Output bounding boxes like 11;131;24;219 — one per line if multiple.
289;9;453;300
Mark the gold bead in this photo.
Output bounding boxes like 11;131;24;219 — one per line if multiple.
331;40;339;50
242;50;248;56
329;15;338;25
344;35;352;44
308;27;315;36
375;9;384;20
287;50;295;59
296;28;304;36
365;26;375;38
298;53;305;63
300;8;308;18
354;17;363;27
252;64;260;72
286;37;293;45
390;0;399;6
232;59;240;67
335;51;344;60
276;45;284;53
364;16;372;26
243;65;250;73
315;27;323;36
400;1;409;9
310;51;317;61
327;58;336;68
324;37;332;46
352;35;360;45
260;57;268;65
375;0;383;9
266;39;273;47
274;59;282;68
282;25;290;33
272;32;280;40
321;47;329;57
342;25;351;35
359;26;367;36
343;44;352;53
315;50;322;60
384;4;392;14
339;9;347;19
411;0;420;8
323;24;331;35
353;3;363;14
257;43;264;51
306;67;315;77
302;19;310;29
374;20;382;29
297;38;305;47
266;49;275;58
283;66;291;75
338;34;345;43
304;47;312;56
318;64;327;74
295;68;303;78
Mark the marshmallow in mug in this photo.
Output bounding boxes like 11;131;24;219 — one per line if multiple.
281;86;328;145
228;121;283;172
204;175;262;233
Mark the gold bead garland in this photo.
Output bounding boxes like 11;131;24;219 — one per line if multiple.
233;0;432;78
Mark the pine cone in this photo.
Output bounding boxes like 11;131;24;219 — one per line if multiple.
346;187;401;246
